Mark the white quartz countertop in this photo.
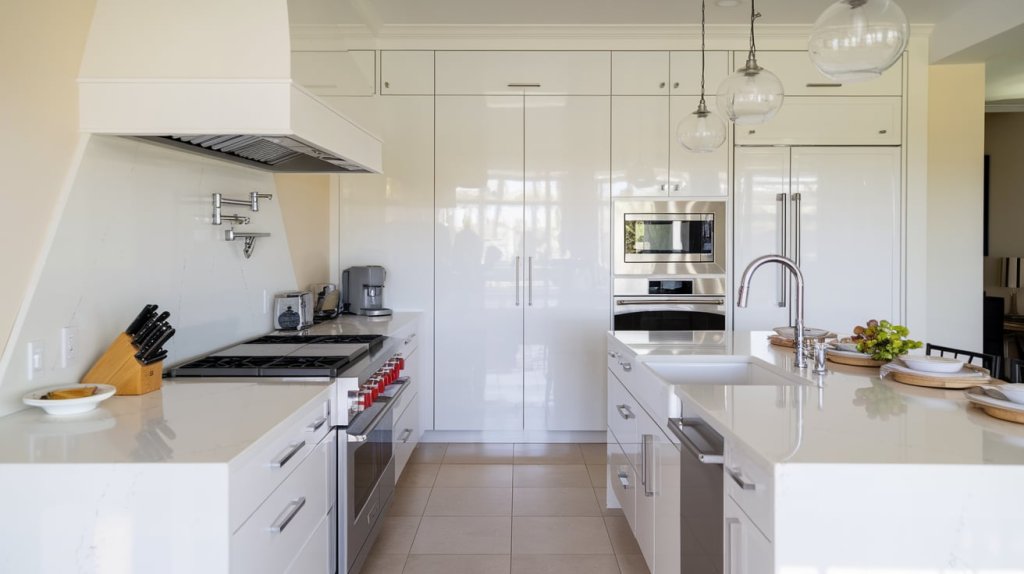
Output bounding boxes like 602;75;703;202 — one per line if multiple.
298;311;420;337
612;330;1024;467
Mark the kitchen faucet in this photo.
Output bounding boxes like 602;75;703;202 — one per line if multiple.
737;255;808;369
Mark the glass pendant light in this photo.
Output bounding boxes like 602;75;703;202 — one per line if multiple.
677;0;726;152
808;0;909;82
716;0;784;125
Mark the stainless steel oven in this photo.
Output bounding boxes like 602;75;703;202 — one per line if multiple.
614;200;727;276
613;277;726;331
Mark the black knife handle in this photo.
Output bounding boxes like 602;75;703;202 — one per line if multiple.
126;305;158;336
136;324;170;359
141;351;168;366
141;328;175;361
134;311;170;345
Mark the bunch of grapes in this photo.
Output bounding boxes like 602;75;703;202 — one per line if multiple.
850;319;922;361
853;381;907;420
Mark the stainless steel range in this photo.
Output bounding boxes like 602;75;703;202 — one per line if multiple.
169;332;408;573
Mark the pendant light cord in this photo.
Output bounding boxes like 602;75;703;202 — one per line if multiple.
699;0;707;107
747;0;761;65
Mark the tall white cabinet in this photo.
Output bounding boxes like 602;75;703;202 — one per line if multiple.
733;146;902;333
434;93;611;431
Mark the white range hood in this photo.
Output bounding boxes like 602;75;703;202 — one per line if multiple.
77;0;382;173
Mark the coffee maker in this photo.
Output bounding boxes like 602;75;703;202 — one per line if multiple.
342;266;392;316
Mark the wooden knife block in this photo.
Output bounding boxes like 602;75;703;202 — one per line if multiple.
82;333;163;395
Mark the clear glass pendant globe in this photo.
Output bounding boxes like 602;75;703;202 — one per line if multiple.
808;0;909;82
716;66;785;125
676;109;726;153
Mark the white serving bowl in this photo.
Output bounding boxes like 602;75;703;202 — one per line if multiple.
902;356;965;374
773;326;830;340
997;384;1024;405
22;384;116;416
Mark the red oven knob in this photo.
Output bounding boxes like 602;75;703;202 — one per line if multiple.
395;356;405;370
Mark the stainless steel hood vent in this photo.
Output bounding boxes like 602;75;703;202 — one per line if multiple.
139;135;373;173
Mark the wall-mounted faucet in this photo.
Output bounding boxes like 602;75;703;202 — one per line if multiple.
737;255;808;369
212;192;273;225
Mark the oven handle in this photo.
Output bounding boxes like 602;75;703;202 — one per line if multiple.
616;298;725;306
346;377;411;440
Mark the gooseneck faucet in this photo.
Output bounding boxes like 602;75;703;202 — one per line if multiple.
737;255;807;369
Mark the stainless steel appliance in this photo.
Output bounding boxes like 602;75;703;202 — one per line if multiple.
613;277;726;331
343;266;392;317
668;414;724;573
169;333;410;574
614;200;727;276
273;291;314;330
311;283;342;321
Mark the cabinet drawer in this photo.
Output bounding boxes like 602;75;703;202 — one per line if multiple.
232;438;330;574
436;51;611;95
608;440;636;527
391;374;418;423
607;371;640;467
381;51;434;95
292;50;375;96
230;396;332;532
724;496;774;574
284;514;331;574
669;51;729;95
735;97;901;146
394;392;421;480
724;443;773;541
752;51;902;96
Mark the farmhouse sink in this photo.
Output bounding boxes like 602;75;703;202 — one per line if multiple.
644;361;801;386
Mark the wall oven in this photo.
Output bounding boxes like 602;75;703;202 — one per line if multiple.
614;200;727;276
613;278;726;331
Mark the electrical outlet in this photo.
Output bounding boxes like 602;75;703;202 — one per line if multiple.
61;326;79;368
27;340;44;380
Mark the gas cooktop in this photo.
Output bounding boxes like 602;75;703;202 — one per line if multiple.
169;334;386;378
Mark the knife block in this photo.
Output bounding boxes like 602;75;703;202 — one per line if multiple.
82;333;163;395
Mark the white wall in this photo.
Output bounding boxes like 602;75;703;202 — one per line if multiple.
0;136;297;416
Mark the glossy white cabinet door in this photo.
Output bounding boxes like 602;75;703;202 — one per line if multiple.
733;147;792;331
436;51;611;95
668;95;729;197
725;496;773;574
753;51;903;96
291;50;375;96
523;96;611;431
669;51;729;95
380;50;434;95
612;96;670;197
734;97;902;146
435;95;525;430
792;147;900;333
612;51;670;95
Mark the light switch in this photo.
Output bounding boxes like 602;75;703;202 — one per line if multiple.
27;340;44;380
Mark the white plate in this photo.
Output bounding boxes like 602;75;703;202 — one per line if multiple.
965;387;1024;412
826;348;875;359
773;326;831;339
998;384;1024;405
834;342;861;353
902;355;965;374
22;384;116;416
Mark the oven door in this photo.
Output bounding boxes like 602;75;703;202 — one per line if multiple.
613;296;726;331
615;200;726;276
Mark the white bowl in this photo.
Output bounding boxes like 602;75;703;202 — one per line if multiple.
22;384;116;416
773;326;830;340
997;384;1024;405
835;342;861;353
902;356;965;374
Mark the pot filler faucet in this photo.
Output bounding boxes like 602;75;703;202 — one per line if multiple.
737;255;808;369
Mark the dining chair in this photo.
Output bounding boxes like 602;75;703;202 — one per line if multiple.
1009;358;1024;384
925;343;1003;379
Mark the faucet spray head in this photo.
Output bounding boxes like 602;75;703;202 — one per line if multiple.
737;285;750;308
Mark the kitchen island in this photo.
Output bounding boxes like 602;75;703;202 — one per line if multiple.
608;330;1024;573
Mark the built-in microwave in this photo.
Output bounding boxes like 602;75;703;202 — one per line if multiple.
614;200;726;276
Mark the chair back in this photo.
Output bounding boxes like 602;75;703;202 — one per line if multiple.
1010;358;1024;384
925;343;1003;379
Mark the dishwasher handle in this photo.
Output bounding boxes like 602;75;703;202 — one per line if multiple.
668;418;724;465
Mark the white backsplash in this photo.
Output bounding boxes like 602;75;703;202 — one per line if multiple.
0;136;297;416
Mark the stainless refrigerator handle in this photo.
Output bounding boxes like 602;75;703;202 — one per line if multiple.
776;192;787;308
528;256;533;306
515;256;521;306
792;193;803;267
641;434;654;497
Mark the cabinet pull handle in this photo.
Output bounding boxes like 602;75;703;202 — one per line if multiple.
792;193;802;267
776;193;787;308
608;351;619;359
673;82;680;89
806;82;842;88
879;129;888;134
725;517;741;574
305;416;328;433
659;183;667;192
399;428;413;443
616;404;634;420
617;469;631;489
619;361;632;372
727;466;757;490
270;441;306;468
672;183;680;192
748;129;756;135
515;256;521;306
508;83;541;88
641;433;654;497
528;256;533;306
659;82;666;89
269;497;306;533
384;81;391;89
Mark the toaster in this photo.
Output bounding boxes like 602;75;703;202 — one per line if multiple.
273;291;314;330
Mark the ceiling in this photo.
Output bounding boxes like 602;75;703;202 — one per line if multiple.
290;0;964;27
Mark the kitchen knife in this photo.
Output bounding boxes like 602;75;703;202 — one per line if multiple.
141;351;168;366
125;304;158;336
135;323;170;358
139;328;175;362
133;311;170;345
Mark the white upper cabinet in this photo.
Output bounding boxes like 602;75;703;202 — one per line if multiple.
669;95;730;197
380;51;434;95
735;96;901;146
291;50;375;96
435;51;611;95
613;51;728;95
669;51;729;95
752;51;903;96
612;95;670;197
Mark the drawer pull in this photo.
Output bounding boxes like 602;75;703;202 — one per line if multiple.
271;441;306;469
269;497;306;534
617;470;631;489
608;351;619;359
619;361;632;372
727;466;757;491
659;82;666;89
879;129;888;134
508;83;541;88
616;404;634;420
384;81;391;89
305;416;328;433
806;82;842;88
399;428;413;443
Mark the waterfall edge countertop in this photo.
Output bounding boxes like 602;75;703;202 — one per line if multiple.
610;330;1024;466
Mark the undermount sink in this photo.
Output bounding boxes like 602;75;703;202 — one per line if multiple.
644;361;801;386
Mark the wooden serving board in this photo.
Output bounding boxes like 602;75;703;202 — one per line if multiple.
890;364;991;390
826;351;888;368
975;403;1024;425
768;336;796;348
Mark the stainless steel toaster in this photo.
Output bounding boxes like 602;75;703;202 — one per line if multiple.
273;291;314;330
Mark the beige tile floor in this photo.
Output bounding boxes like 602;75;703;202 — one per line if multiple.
363;443;651;574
